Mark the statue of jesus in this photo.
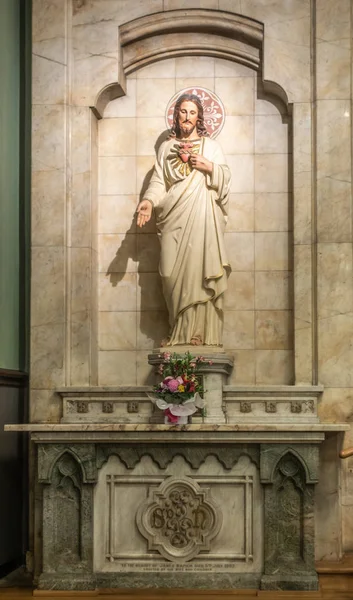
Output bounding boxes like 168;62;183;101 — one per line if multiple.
137;93;231;346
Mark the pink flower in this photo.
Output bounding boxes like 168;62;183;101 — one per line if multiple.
166;378;179;392
164;408;179;423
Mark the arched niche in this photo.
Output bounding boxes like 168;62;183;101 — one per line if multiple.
93;9;289;118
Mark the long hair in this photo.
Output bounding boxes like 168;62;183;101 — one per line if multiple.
169;94;209;139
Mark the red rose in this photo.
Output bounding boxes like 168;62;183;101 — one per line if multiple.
164;408;179;423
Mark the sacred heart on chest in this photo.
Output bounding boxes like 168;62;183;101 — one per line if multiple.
179;142;193;163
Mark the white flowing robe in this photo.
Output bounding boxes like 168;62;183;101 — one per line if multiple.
143;136;231;346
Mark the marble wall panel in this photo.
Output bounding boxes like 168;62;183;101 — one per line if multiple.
224;233;254;271
226;194;254;232
32;105;66;172
99;157;137;195
224;272;254;311
316;0;351;100
31;323;65;389
32;54;66;105
215;78;255;116
318;314;353;388
103;79;137;118
70;247;93;385
255;232;290;271
99;196;138;234
255;193;289;232
30;390;62;424
316;100;351;243
99;234;137;274
255;154;289;194
294;244;313;385
293;103;311;245
31;170;65;247
219;0;311;103
99;312;137;351
255;272;291;311
98;350;137;386
255;311;293;350
223;311;255;349
317;244;353;320
32;0;67;64
255;350;294;385
227;350;256;385
227;155;254;193
99;118;137;156
31;247;65;328
99;272;137;312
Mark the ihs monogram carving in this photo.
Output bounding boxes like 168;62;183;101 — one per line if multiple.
136;477;221;562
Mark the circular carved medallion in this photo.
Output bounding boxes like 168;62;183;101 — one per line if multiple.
166;87;225;139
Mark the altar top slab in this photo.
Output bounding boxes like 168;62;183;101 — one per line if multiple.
5;423;346;432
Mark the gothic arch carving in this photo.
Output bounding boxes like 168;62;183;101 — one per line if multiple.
93;9;289;118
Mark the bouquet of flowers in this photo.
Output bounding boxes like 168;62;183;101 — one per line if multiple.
149;352;208;424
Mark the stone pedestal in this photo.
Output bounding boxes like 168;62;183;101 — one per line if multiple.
148;347;234;424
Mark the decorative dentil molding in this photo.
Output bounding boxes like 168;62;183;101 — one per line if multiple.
136;477;222;562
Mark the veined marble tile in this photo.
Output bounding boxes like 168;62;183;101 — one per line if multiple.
71;106;95;175
227;155;254;193
255;154;289;194
225;232;255;271
98;350;137;386
293;103;312;245
136;233;160;273
255;310;293;350
72;0;163;26
31;323;65;389
255;271;292;310
175;78;215;93
103;79;137;118
137;311;169;350
175;56;215;78
99;118;136;157
99;233;137;274
31;247;65;328
255;193;289;232
70;247;92;315
30;389;62;424
71;171;94;247
99;272;137;312
255;349;294;385
215;59;254;78
72;52;119;108
99;312;137;350
136;117;166;156
225;272;255;311
31;170;65;246
255;115;289;154
317;100;351;242
137;58;176;79
317;243;353;320
223;311;255;349
99;195;138;234
99;156;137;195
136;79;175;117
215;78;255;116
227;350;256;384
32;0;66;64
32;54;66;105
226;193;254;232
255;232;290;271
318;313;353;387
217;117;254;154
137;273;167;311
32;105;65;172
136;350;156;385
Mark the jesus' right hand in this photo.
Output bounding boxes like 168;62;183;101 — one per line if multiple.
136;199;153;228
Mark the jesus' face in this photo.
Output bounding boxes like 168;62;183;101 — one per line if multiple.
178;100;199;138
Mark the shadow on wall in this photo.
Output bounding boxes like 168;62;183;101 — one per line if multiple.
105;130;170;348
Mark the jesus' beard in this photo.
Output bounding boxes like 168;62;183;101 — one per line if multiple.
179;122;196;138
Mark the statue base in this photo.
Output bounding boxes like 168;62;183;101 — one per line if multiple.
148;347;234;424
